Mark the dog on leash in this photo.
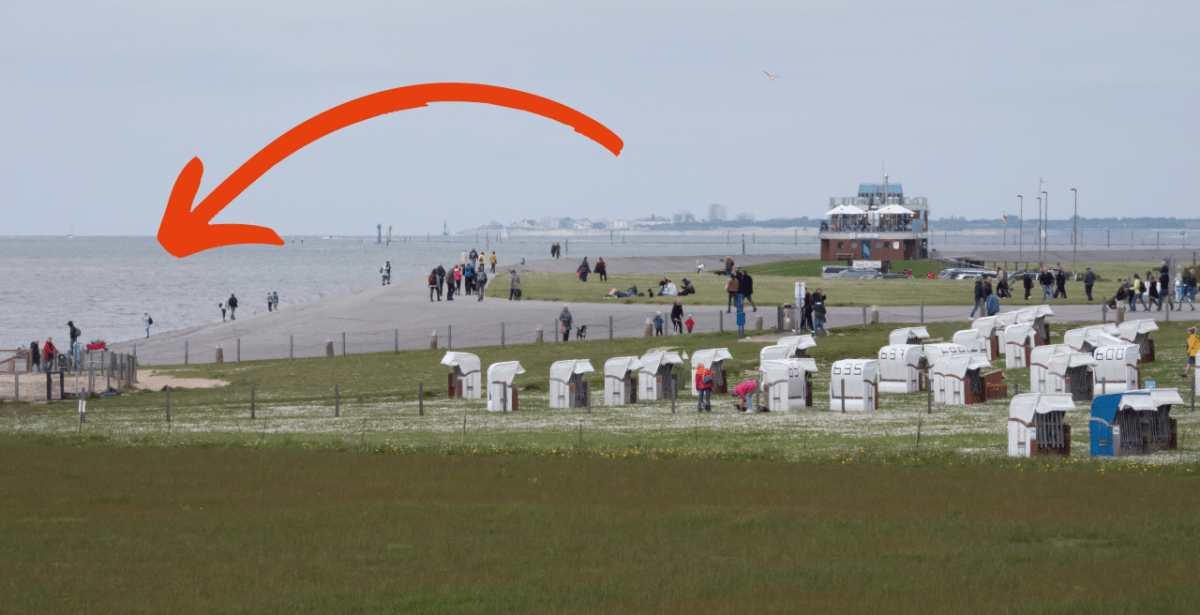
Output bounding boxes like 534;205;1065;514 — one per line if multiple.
576;325;588;340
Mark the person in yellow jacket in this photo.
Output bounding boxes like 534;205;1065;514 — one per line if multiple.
489;251;497;274
1183;327;1200;379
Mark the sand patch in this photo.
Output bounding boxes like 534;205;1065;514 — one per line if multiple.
136;370;229;390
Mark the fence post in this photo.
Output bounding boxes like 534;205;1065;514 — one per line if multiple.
165;386;171;423
395;329;399;353
610;316;614;340
335;383;340;417
501;322;506;349
719;311;724;333
46;370;51;401
536;326;543;343
13;373;18;402
449;325;452;349
920;300;924;324
862;305;868;327
419;382;424;416
290;335;294;360
237;338;241;363
430;330;438;349
342;332;346;357
251;385;256;419
184;341;189;365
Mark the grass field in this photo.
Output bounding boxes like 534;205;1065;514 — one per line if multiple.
491;260;1174;307
6;310;1200;612
4;443;1200;614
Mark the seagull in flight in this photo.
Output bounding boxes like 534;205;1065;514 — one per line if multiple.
763;71;780;81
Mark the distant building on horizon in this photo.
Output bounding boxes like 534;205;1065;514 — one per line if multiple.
673;210;696;224
735;212;755;222
708;203;727;222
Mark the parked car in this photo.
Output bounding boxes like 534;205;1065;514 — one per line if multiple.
938;267;997;280
837;268;884;279
821;265;851;279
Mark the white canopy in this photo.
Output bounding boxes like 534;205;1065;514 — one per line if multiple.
760;357;818;382
760;345;791;362
923;342;969;365
487;361;525;385
932;353;993;378
826;204;867;216
1064;325;1116;351
604;356;643;378
953;329;985;351
640;349;684;373
1118;389;1185;411
440;351;480;374
777;334;817;356
692;348;734;369
1116;319;1159;341
876;204;914;215
993;311;1020;328
1004;323;1035;345
550;359;595;382
1031;344;1097;376
889;326;930;346
972;316;1000;336
1010;393;1078;425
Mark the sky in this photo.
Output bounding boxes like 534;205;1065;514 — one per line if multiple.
3;0;1198;236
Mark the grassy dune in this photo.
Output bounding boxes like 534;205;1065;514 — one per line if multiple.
490;260;1171;307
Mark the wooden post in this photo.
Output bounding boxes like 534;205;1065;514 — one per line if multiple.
46;370;51;401
419;382;424;416
251;385;256;419
536;326;543;343
237;338;241;363
610;315;614;340
430;331;438;349
342;332;346;357
501;322;506;348
449;325;452;349
13;373;18;402
395;329;399;353
862;305;868;327
335;383;340;417
920;300;924;324
290;335;294;360
165;386;171;423
719;311;724;333
184;341;189;365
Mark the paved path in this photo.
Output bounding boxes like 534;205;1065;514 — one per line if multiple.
109;255;1200;366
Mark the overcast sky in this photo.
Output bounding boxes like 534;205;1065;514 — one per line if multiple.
3;0;1198;236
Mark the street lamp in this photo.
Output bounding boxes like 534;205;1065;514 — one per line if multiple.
1071;188;1077;277
1017;195;1023;264
1042;190;1049;265
1037;195;1043;267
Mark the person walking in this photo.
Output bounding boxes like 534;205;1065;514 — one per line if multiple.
685;314;694;333
1160;270;1175;311
1131;274;1148;311
273;292;279;310
219;300;227;321
1054;267;1067;299
428;269;440;301
1183;327;1200;379
996;269;1010;299
724;256;734;277
653;311;664;336
801;288;814;331
559;305;573;342
436;263;446;297
969;279;984;318
725;273;740;313
228;294;239;320
578;257;590;282
1023;271;1034;301
142;312;152;338
30;340;41;373
1084;267;1095;301
1190;268;1199;303
1178;271;1195;311
595;258;607;282
67;321;81;369
986;289;1000;316
1038;268;1054;302
813;301;830;336
695;362;714;413
475;268;488;302
509;270;520;301
43;338;57;372
670;300;684;334
469;248;478;266
464;262;475;295
490;251;497;274
454;265;463;293
738;268;757;312
1149;275;1161;311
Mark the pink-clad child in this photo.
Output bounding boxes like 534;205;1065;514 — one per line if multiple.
733;380;758;412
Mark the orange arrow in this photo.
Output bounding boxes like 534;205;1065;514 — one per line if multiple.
157;83;624;257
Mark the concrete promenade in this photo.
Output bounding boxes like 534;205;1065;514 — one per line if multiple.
108;254;1200;366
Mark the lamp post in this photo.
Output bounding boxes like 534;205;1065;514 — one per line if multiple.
1071;188;1077;278
1017;195;1023;264
1042;190;1049;265
1037;195;1043;267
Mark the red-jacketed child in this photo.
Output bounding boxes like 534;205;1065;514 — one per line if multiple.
685;314;694;333
733;380;757;412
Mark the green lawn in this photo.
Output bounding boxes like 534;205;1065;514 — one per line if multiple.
3;443;1200;613
493;260;1174;307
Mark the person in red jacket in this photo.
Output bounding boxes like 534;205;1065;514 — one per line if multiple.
695;363;714;412
685;314;695;333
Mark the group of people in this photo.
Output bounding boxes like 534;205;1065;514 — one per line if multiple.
724;268;756;313
1110;262;1198;312
427;250;498;302
652;301;695;335
798;287;830;336
23;321;80;373
218;294;239;321
969;276;1003;318
575;257;606;282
